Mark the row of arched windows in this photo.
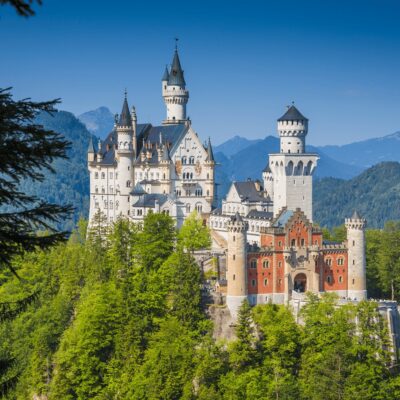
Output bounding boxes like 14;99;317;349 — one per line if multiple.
181;156;195;165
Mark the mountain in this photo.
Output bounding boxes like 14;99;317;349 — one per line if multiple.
24;111;92;231
215;135;363;201
314;162;400;228
214;135;262;157
77;106;114;139
320;131;400;168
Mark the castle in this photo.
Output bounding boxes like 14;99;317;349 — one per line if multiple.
210;105;368;318
87;47;215;228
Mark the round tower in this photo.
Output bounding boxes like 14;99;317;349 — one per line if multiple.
262;165;273;198
162;48;189;124
226;212;248;319
345;211;367;300
277;104;308;154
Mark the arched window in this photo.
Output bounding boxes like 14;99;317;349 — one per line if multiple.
264;278;268;286
186;204;191;213
95;186;99;194
263;260;269;269
250;259;257;269
251;279;256;287
291;238;296;247
95;172;99;179
182;156;187;165
101;172;105;179
326;276;332;284
338;276;343;283
326;258;332;266
163;173;166;180
196;204;202;213
337;258;344;266
190;172;193;179
126;180;131;187
101;187;105;194
189;156;195;164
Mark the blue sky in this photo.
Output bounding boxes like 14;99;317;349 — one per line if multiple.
1;0;400;145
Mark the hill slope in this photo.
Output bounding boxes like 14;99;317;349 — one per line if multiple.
320;131;400;168
77;106;114;139
314;162;400;228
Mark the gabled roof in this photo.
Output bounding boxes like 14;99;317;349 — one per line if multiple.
278;105;308;122
168;50;186;87
131;193;169;208
233;181;264;203
118;96;132;126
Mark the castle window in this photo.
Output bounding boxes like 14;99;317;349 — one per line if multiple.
104;200;108;209
301;238;305;246
127;210;130;215
263;260;269;268
196;204;202;213
233;274;235;281
101;172;105;179
233;236;235;242
278;241;282;247
101;187;105;194
353;240;355;246
353;260;355;265
207;190;210;196
182;156;187;165
264;278;268;286
352;278;355;285
186;204;191;213
291;239;296;247
250;259;257;269
207;173;209;179
116;201;119;209
278;279;282;285
95;202;99;209
278;261;282;268
251;279;256;287
233;255;235;260
326;258;332;266
338;276;343;283
126;180;131;187
163;174;166;180
95;186;99;194
189;156;195;164
95;172;99;179
338;258;344;266
327;276;332;284
110;201;113;209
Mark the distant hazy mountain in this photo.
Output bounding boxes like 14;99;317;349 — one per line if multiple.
320;131;400;168
78;106;114;139
314;162;400;228
214;135;262;157
214;135;363;201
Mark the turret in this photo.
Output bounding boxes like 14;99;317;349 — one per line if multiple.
131;106;137;155
87;136;95;163
226;212;248;319
345;211;367;300
262;164;273;198
162;47;189;124
277;104;308;154
97;139;103;162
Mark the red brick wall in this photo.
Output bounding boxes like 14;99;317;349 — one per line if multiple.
322;251;348;292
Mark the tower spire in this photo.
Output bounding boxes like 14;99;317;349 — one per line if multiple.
118;91;132;127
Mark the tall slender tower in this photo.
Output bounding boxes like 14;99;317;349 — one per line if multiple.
345;211;367;300
162;47;189;124
226;212;248;319
262;165;274;198
269;105;319;221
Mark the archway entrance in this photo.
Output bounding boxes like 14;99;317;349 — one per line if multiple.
294;273;307;293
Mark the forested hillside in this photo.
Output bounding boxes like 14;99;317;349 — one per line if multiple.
1;213;400;399
314;162;400;228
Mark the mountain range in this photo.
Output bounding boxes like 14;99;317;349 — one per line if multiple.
18;107;400;229
78;106;115;139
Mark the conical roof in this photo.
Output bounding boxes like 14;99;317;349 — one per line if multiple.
206;137;214;162
168;50;186;87
162;145;171;161
263;164;271;173
278;105;308;122
118;95;132;126
352;210;362;220
162;65;170;81
87;136;95;153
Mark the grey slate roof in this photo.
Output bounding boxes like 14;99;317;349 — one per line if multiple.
87;136;95;153
206;137;214;162
131;183;147;195
162;66;170;81
246;210;273;220
168;50;186;87
231;212;243;222
273;209;294;227
278;105;308;122
352;210;362;219
118;97;132;126
234;181;265;202
262;164;271;173
132;193;168;208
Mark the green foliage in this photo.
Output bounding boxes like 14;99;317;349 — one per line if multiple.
178;211;211;253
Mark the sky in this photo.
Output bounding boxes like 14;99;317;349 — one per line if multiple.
1;0;400;146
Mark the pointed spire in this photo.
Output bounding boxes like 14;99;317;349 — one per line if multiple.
206;137;214;162
352;210;362;220
87;136;95;153
118;91;132;127
162;65;170;81
168;48;186;87
162;144;171;162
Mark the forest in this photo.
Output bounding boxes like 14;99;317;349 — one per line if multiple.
1;212;400;400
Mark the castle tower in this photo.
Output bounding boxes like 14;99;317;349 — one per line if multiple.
205;137;215;206
345;211;367;300
226;212;248;319
115;94;135;214
269;105;319;221
262;165;273;198
87;136;95;163
162;47;189;124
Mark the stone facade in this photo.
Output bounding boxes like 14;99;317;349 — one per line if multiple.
88;48;215;228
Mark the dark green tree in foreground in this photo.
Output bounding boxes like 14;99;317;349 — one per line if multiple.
0;88;72;393
0;0;41;17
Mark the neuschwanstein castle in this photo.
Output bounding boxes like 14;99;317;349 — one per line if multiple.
87;48;215;228
87;48;399;341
